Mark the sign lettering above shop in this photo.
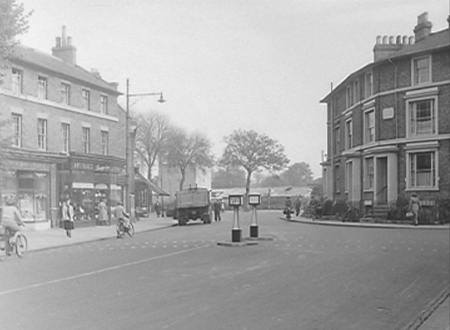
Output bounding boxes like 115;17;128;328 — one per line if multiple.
72;162;94;170
7;160;50;171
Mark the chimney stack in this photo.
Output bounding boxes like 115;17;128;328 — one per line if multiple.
414;12;432;43
373;34;408;61
52;26;77;65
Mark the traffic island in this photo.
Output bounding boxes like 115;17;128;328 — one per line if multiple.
217;240;259;247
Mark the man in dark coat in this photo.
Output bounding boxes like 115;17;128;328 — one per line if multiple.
213;200;222;222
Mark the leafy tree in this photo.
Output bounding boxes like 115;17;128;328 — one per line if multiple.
134;110;171;180
280;162;313;186
259;174;283;187
164;128;213;190
220;129;289;206
212;166;246;189
0;0;32;178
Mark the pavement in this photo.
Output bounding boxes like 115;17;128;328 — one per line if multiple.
13;212;450;330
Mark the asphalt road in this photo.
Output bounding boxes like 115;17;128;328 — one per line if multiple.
0;211;448;330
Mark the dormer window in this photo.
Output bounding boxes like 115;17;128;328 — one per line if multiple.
412;55;431;85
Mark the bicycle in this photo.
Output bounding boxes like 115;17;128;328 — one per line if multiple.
2;227;28;258
116;219;135;238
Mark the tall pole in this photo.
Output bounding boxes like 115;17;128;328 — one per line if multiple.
125;78;131;215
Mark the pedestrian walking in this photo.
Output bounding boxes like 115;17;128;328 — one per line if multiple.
62;199;74;237
98;198;108;225
294;197;302;216
408;193;421;226
214;200;222;222
284;197;292;220
155;200;161;218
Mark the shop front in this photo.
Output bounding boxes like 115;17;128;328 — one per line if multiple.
58;153;125;227
0;157;61;230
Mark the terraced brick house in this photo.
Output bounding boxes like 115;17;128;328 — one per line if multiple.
320;13;450;223
0;27;126;230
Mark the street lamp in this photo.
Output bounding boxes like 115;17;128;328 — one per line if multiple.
125;78;165;219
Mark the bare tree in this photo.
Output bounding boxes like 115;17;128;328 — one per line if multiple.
134;110;171;181
220;129;289;206
164;128;213;191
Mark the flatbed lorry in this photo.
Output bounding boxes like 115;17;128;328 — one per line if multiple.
175;186;212;226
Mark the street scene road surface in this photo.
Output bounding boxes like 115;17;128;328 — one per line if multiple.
0;211;448;330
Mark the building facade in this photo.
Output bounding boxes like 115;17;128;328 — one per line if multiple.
0;27;127;229
320;14;450;222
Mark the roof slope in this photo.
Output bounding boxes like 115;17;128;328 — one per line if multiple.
9;44;121;95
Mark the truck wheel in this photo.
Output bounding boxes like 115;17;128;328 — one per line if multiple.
178;217;187;226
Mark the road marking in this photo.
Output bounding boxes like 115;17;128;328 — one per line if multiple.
0;244;209;296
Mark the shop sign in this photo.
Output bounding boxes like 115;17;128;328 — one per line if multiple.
94;164;123;174
7;160;50;171
71;162;94;171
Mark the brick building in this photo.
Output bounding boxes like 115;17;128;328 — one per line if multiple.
0;27;126;229
320;13;450;222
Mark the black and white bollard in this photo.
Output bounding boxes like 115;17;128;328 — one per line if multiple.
248;193;261;238
228;194;243;243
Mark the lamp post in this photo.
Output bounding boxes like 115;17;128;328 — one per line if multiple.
125;78;165;219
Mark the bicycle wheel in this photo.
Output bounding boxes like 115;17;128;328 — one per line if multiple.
15;233;27;257
126;222;135;237
116;223;125;238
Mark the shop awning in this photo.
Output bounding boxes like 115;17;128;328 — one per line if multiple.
135;172;170;196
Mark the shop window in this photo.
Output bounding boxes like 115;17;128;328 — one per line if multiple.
17;172;49;221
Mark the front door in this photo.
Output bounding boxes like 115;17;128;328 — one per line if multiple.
376;157;388;204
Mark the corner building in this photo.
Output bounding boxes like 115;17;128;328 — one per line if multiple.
0;27;126;229
320;14;450;223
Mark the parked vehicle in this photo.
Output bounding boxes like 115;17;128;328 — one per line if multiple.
175;186;212;226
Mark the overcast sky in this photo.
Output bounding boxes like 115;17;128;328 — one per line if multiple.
18;0;449;178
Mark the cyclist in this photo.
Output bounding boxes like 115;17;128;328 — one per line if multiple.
113;202;130;238
0;196;25;254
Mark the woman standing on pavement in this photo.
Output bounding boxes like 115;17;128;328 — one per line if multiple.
98;198;108;226
408;193;421;226
62;199;74;237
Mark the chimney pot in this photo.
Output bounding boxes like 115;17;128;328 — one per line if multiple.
402;35;407;44
389;36;394;44
376;36;382;44
56;37;61;47
414;12;432;42
382;36;388;44
409;36;414;44
396;35;401;44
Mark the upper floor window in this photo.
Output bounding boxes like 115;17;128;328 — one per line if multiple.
408;98;436;137
364;109;375;144
364;157;374;190
334;164;340;193
37;118;47;151
100;95;108;114
61;83;71;105
353;79;360;104
412;56;431;85
82;89;90;110
101;130;109;155
38;76;47;100
12;68;23;95
345;119;353;149
365;72;373;99
334;126;340;154
408;151;437;189
346;85;353;108
11;113;22;148
82;127;90;153
62;123;70;153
